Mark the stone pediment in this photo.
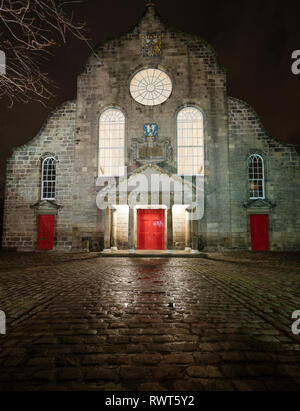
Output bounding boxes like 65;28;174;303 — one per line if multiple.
30;200;63;215
243;199;275;214
126;164;195;191
97;164;202;206
128;163;170;177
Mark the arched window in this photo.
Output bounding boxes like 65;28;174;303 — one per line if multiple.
177;107;204;175
41;157;56;200
99;108;125;177
248;154;265;199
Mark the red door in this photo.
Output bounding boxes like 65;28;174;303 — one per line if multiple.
137;209;165;250
250;214;269;251
37;215;55;250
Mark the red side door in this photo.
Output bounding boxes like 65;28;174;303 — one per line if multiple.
137;209;165;250
250;214;269;251
37;215;55;250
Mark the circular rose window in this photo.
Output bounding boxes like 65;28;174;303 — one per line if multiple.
130;68;172;106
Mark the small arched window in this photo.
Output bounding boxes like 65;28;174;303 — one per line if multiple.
41;157;56;200
99;108;125;177
177;107;204;175
248;154;265;199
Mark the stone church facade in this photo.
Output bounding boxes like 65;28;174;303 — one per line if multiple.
2;2;300;252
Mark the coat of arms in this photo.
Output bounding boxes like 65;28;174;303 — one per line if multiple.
144;123;158;140
141;33;162;57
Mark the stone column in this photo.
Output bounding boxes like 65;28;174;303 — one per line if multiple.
104;207;111;251
185;208;192;251
111;208;117;251
96;209;105;251
167;206;173;252
191;211;199;253
128;206;135;253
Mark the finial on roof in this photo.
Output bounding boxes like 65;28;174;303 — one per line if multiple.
146;0;156;7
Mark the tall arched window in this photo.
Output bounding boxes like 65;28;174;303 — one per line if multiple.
248;154;265;199
41;157;56;200
177;107;204;175
99;108;125;177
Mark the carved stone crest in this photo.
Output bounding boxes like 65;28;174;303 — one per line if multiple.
141;33;162;57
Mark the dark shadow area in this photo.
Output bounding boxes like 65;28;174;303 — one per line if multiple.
0;197;3;249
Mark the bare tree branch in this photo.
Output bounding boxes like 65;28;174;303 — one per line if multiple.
0;0;90;107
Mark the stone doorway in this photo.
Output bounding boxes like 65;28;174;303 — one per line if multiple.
137;209;165;250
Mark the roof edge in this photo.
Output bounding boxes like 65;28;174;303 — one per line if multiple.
78;4;227;75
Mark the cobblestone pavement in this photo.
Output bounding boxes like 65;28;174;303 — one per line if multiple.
0;251;299;391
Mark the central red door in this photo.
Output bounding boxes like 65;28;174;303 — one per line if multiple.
37;215;55;250
250;214;269;251
137;209;165;250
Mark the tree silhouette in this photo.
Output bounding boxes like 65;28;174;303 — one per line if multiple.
0;0;88;106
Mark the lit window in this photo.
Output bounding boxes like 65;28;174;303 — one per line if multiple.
177;107;204;175
248;154;265;199
41;157;56;200
130;68;172;106
99;108;125;177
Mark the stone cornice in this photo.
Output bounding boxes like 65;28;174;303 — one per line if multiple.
30;200;63;214
243;199;276;214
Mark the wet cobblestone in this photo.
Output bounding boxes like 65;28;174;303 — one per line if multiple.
0;251;299;391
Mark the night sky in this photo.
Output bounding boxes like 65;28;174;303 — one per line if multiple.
0;0;300;196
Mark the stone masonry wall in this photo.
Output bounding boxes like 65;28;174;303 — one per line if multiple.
2;101;76;251
4;4;299;252
72;5;231;250
228;97;300;250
